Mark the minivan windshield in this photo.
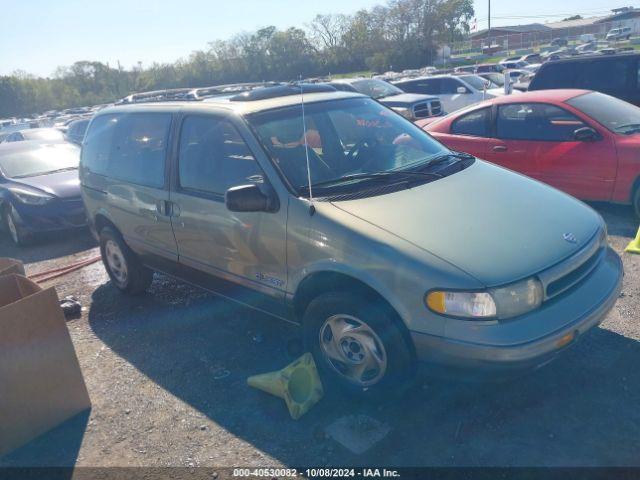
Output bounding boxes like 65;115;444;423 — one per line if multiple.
248;97;452;194
459;75;490;90
0;142;80;178
349;79;404;99
567;91;640;135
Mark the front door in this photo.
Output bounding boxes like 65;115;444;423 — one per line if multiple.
488;102;616;200
169;113;288;312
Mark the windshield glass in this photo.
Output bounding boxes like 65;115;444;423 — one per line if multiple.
0;142;80;178
567;91;640;135
25;128;64;141
459;75;490;90
482;73;504;86
248;97;450;194
350;79;404;99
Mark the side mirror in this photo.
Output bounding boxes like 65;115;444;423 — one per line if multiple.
573;126;599;142
456;86;468;94
225;184;279;213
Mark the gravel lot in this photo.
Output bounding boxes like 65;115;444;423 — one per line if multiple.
1;202;639;469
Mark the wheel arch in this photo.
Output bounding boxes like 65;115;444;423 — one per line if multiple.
93;211;120;237
631;175;640;202
292;270;416;357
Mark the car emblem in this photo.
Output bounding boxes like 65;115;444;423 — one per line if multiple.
563;232;577;244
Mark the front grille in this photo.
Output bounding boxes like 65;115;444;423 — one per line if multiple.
546;248;602;298
413;102;431;118
430;100;442;116
538;229;605;301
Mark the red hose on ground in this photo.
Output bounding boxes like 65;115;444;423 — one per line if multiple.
30;255;102;284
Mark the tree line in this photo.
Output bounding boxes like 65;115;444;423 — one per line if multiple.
0;0;473;117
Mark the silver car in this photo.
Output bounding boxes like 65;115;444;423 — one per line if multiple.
80;85;622;395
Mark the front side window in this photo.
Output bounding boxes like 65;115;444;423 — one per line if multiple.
178;116;263;195
399;79;439;95
497;103;587;141
248;97;449;194
440;78;464;94
451;108;491;137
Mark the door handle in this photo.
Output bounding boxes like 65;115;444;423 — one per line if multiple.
493;145;508;152
156;200;180;218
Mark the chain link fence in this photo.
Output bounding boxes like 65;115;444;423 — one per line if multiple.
450;19;639;60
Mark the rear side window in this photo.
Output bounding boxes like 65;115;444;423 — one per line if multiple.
109;114;171;188
451;108;490;137
83;113;171;187
178;116;263;195
82;115;118;175
578;59;633;94
530;63;577;90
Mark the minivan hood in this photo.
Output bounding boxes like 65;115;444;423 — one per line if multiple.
332;160;601;287
380;93;438;106
11;169;80;199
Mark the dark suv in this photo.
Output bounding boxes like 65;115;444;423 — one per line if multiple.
529;53;640;106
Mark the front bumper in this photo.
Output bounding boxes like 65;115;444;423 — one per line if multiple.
410;247;623;376
12;198;87;234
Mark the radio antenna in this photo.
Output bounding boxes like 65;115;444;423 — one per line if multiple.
299;76;314;207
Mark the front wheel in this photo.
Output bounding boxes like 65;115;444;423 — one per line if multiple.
99;227;153;294
303;291;414;397
633;187;640;218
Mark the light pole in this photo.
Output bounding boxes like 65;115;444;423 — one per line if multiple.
488;0;491;47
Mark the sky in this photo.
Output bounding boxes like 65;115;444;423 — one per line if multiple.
0;0;624;77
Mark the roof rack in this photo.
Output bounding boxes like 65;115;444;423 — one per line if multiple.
117;88;195;104
229;83;337;102
188;82;283;100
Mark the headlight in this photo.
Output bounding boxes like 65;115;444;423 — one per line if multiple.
426;277;543;320
8;187;54;205
390;106;414;120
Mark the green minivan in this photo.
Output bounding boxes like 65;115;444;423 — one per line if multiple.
80;85;623;394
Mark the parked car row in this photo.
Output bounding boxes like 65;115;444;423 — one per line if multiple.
4;50;640;251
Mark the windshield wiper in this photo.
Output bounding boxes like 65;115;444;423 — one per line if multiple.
299;170;442;192
419;151;474;171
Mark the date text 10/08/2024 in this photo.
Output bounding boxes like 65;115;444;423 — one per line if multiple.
233;468;401;478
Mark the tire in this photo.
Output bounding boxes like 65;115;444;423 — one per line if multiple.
633;186;640;219
99;227;153;294
302;291;414;398
2;204;31;247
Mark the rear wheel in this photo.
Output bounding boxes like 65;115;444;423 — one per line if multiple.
99;227;153;294
303;291;414;397
633;186;640;218
2;205;31;246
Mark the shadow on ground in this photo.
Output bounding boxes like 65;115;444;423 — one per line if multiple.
0;411;90;475
3;204;639;467
0;228;96;264
79;276;640;466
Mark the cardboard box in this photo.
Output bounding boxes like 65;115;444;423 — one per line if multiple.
0;274;91;457
0;258;25;277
